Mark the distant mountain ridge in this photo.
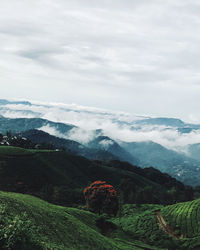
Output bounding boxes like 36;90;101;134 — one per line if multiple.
1;99;200;186
0;99;32;106
18;129;119;162
120;140;200;186
134;117;185;127
0;116;75;134
1;98;200;128
87;135;139;165
0;114;200;186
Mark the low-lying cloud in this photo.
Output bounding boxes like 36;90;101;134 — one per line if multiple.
1;100;200;151
67;127;97;144
99;139;114;150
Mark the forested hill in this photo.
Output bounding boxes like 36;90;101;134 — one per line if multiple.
0;146;195;206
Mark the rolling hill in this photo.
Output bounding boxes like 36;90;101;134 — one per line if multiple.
0;146;191;206
0;191;159;250
1;184;200;249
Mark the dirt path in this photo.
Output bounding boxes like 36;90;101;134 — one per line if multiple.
156;211;181;239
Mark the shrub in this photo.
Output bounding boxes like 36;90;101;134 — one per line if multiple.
0;206;41;250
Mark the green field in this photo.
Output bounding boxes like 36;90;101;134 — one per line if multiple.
0;191;159;250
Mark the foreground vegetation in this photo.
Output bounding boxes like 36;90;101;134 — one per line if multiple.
1;191;200;249
0;191;159;250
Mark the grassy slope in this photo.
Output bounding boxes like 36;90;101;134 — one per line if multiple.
2;191;200;250
0;191;158;250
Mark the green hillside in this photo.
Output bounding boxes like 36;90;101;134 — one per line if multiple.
0;146;192;206
161;198;200;249
0;191;159;250
1;190;200;249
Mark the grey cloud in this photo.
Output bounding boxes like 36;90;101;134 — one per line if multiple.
0;0;200;120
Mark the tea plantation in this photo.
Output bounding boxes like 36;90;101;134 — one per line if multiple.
161;198;200;249
0;191;160;250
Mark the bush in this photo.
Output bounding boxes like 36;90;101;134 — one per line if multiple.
0;205;41;250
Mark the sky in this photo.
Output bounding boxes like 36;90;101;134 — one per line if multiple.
1;0;200;122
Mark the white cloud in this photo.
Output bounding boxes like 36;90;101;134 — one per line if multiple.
1;100;200;151
99;139;114;150
67;127;96;144
38;125;63;138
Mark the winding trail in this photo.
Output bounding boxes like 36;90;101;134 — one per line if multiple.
156;211;181;239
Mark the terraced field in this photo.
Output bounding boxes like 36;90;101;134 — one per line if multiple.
111;201;200;249
161;198;200;249
161;198;200;237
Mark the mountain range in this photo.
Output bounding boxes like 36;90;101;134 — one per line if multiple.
1;99;200;186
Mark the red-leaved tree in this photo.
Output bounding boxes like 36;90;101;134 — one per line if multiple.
83;181;118;216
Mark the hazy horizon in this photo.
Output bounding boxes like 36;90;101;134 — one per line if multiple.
1;97;199;124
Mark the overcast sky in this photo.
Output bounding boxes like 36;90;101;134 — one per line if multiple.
1;0;200;122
